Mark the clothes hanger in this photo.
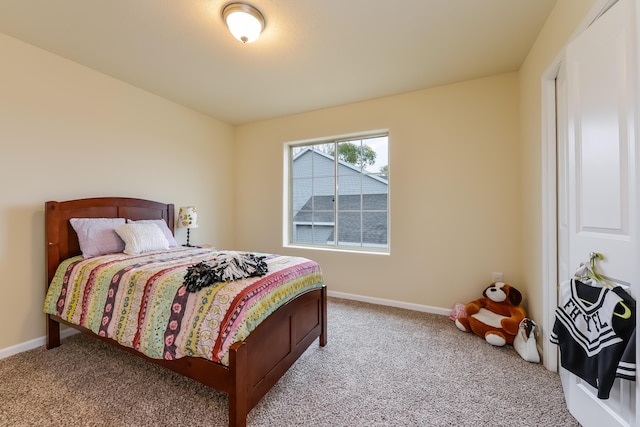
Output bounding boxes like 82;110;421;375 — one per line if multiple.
575;252;631;319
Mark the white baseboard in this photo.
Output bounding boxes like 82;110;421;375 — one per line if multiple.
2;293;447;360
327;290;450;316
0;328;79;360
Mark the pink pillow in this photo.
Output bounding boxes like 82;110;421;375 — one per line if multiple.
69;218;126;258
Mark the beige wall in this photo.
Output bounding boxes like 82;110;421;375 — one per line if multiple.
1;0;607;354
234;73;522;311
518;0;599;333
0;33;235;350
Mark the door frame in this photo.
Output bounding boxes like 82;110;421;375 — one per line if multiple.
541;0;618;372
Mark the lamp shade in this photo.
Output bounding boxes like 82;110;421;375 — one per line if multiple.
222;3;265;43
178;206;198;229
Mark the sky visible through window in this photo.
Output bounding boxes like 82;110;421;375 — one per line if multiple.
362;135;388;175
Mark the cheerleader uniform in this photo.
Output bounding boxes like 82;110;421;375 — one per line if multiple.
550;279;636;399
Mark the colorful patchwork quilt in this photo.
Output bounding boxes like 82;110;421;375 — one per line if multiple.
43;247;323;366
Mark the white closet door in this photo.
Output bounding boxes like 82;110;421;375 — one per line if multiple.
559;0;640;425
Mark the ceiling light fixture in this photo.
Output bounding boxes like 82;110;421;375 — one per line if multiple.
222;2;265;44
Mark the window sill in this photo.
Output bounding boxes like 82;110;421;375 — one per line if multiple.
284;244;390;256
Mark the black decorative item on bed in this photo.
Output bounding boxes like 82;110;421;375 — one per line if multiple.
184;252;269;292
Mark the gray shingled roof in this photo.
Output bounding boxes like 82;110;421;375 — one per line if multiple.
293;195;388;245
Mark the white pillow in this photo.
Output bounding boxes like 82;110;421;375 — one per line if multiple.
127;219;178;247
115;223;170;255
70;218;126;258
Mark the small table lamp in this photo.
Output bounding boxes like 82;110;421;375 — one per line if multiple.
178;206;198;247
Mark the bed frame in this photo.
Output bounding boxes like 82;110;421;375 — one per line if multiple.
44;197;327;427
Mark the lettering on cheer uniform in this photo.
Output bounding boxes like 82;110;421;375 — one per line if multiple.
563;298;609;333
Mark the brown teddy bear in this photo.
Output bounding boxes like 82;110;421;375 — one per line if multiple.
455;282;527;346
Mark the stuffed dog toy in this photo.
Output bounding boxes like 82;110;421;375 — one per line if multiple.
455;282;527;346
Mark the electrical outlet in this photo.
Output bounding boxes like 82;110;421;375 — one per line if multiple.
492;272;503;282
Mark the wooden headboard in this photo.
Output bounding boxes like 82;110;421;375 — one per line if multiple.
45;197;175;286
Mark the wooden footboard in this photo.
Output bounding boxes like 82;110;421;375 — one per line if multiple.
229;285;327;426
44;198;327;427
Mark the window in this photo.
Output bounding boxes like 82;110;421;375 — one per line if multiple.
287;133;389;252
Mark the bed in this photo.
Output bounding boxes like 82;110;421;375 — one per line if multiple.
44;197;327;427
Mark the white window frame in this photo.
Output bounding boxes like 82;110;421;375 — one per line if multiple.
283;131;390;254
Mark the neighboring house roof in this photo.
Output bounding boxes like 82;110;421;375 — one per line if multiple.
293;194;388;221
293;195;388;245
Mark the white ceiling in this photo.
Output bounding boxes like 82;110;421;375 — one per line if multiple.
0;0;558;125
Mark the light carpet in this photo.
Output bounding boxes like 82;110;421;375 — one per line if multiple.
0;297;579;426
